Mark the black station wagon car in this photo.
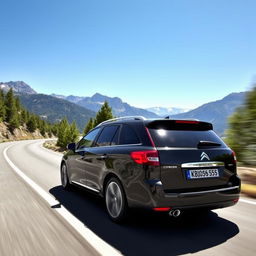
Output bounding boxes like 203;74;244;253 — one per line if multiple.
60;116;240;222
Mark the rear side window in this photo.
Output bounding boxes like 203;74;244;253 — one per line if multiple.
111;127;120;145
95;125;119;147
149;129;226;148
119;124;140;145
77;128;100;149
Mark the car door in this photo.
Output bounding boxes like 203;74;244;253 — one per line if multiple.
85;125;120;192
68;127;101;185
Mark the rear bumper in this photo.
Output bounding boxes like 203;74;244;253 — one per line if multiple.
163;185;239;198
159;186;240;210
127;177;241;210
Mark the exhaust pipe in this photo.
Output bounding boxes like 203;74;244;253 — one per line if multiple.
169;209;181;217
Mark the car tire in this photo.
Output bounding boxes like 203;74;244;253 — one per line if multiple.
61;162;71;190
105;177;128;222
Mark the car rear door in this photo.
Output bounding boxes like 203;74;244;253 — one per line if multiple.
84;125;120;192
68;128;101;185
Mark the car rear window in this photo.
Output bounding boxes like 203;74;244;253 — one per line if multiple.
149;129;226;148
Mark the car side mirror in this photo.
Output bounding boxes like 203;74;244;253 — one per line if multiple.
67;143;76;151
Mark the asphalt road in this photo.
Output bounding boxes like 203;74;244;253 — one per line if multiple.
0;140;256;256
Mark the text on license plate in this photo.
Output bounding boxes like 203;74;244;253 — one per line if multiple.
186;169;219;179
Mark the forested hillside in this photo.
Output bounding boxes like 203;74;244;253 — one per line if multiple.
226;86;256;165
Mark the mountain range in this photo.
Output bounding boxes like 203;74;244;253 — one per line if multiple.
51;93;159;118
171;92;246;135
0;81;37;94
0;81;247;135
18;94;96;132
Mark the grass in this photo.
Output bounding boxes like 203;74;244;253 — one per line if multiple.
43;140;66;154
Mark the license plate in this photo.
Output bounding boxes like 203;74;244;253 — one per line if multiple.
186;169;219;179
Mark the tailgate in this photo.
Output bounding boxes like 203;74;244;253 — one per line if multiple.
158;148;236;191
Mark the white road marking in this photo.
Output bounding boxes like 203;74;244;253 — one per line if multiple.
3;145;122;256
239;198;256;206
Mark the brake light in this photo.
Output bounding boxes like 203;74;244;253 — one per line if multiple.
130;150;160;166
175;120;199;124
153;207;171;212
232;151;237;163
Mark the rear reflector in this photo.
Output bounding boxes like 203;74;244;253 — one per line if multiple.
233;198;239;203
130;150;160;166
153;207;171;212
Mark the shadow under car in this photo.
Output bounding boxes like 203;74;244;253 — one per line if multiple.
49;185;239;256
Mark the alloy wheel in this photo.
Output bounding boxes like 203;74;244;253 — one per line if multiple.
106;181;123;218
61;164;68;188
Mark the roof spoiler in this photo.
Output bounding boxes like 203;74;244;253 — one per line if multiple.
146;119;213;131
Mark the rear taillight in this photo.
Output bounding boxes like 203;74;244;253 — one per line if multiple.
232;151;237;164
130;150;160;166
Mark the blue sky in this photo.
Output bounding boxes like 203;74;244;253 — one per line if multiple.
0;0;256;109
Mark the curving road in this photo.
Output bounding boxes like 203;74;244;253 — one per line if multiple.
0;139;256;256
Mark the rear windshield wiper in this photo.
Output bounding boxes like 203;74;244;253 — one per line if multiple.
197;141;221;147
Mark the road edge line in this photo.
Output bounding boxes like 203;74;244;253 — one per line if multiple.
3;145;122;256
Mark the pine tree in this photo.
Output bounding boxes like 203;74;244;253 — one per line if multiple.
57;118;69;148
83;118;95;135
21;109;29;125
0;89;6;122
45;124;52;137
27;115;37;133
34;115;41;129
15;97;22;124
9;112;20;130
15;97;21;112
94;101;113;126
5;89;15;122
51;124;59;137
5;89;20;129
66;121;80;143
40;122;47;136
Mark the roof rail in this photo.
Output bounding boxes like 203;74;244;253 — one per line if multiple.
96;116;147;127
164;116;199;121
164;116;200;121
